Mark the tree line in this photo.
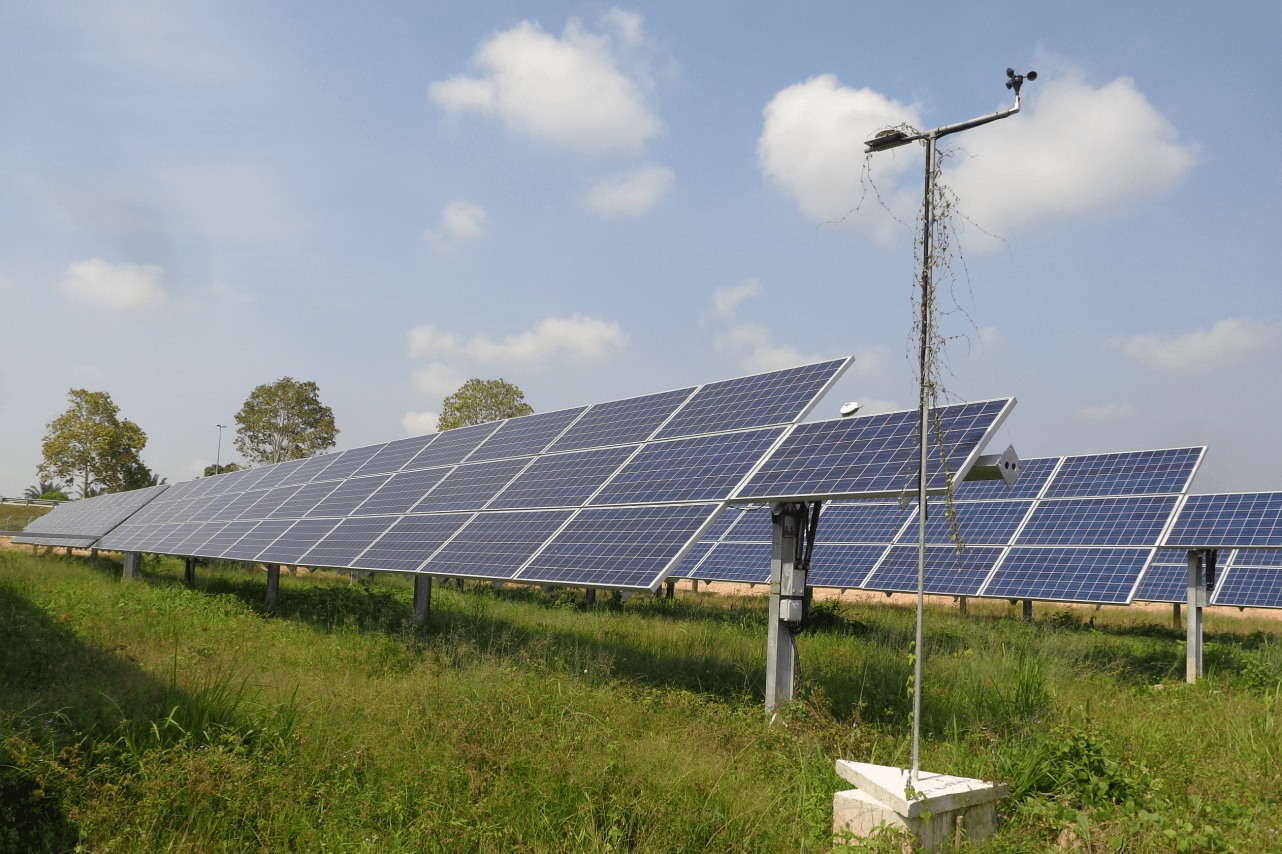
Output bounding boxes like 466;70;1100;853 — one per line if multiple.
34;377;533;499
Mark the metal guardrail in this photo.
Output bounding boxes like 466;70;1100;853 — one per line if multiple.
0;497;67;507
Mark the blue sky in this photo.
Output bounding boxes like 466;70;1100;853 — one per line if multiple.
1;0;1278;498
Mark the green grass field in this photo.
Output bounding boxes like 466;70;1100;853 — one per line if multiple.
2;547;1280;853
0;502;51;532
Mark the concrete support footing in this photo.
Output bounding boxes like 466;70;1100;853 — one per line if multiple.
833;761;1006;852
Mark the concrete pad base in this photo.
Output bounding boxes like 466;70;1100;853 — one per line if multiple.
833;761;1006;851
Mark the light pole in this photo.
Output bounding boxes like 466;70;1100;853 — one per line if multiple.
865;68;1035;783
215;424;227;476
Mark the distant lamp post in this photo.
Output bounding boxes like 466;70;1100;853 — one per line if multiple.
215;424;227;476
864;67;1035;783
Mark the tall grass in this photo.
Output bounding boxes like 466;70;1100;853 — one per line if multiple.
2;548;1281;852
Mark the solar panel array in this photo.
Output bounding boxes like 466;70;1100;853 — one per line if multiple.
12;485;170;548
675;448;1206;606
75;359;861;590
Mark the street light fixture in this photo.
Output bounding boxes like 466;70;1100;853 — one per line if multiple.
215;424;227;476
864;68;1035;783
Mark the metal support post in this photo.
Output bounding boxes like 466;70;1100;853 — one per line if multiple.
414;574;432;623
691;579;699;593
1172;602;1181;631
1022;599;1034;622
90;548;98;562
958;596;968;616
265;564;280;609
122;551;141;580
664;580;675;599
584;587;596;607
765;503;808;712
1186;550;1205;683
184;557;196;587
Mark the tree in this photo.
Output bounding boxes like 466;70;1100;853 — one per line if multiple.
234;377;338;465
24;480;66;500
39;389;149;498
438;378;533;431
203;462;244;477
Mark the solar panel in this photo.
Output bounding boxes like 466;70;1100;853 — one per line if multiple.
213;490;271;522
257;519;341;565
687;542;772;584
1014;496;1180;547
305;476;392;517
315;445;387;482
422;510;573;580
489;446;634;510
860;544;1002;596
267;480;340;518
981;548;1152;604
221;520;295;561
1165;493;1282;549
954;456;1059;501
700;506;748;542
358;514;473;572
198;520;259;558
816;502;914;543
276;453;341;487
590;428;784;505
172;521;229;555
806;543;889;588
653;359;850;440
467;407;588;462
152;523;203;554
1132;552;1194;603
249;458;310;491
353;434;438;477
300;516;399;568
520;504;719;588
404;421;502;470
409;458;530;512
548;387;694;452
201;467;256;496
1208;550;1282;609
1043;448;1203;498
239;485;305;519
668;542;715;579
353;468;453;516
735;399;1013;502
896;500;1033;547
13;485;169;546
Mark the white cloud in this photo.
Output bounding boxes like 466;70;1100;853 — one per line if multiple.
429;15;661;156
408;315;629;367
412;362;467;398
1077;403;1135;422
60;258;169;311
401;411;440;436
584;164;674;218
759;70;1195;239
67;365;104;383
716;324;824;373
1111;318;1279;372
425;200;487;250
711;279;764;317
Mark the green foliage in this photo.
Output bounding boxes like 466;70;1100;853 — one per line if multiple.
202;461;243;478
438;377;533;430
22;481;65;500
233;376;338;465
38;388;149;497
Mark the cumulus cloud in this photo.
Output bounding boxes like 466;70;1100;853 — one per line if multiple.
584;164;674;218
759;70;1195;239
716;324;825;373
425;201;487;251
429;15;662;156
408;315;629;367
1077;403;1134;422
412;362;467;398
1110;318;1279;372
60;259;169;311
711;279;764;317
401;411;440;436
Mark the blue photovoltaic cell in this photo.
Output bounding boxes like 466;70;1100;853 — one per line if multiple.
807;544;890;588
548;388;694;452
152;523;202;555
1044;448;1202;498
276;453;341;487
257;519;341;565
894;500;1033;546
315;445;386;482
737;399;1010;502
176;477;218;500
196;521;259;558
300;516;399;568
983;548;1152;604
173;521;228;555
305;476;392;517
653;359;848;440
520;504;718;589
95;524;149;552
267;480;340;519
233;466;277;492
410;458;530;512
696;507;742;543
591;428;783;505
816;502;912;543
1213;557;1282;608
213;490;268;522
239;485;304;519
14;484;169;545
1015;496;1180;547
201;467;256;496
358;514;473;572
668;542;714;579
249;458;309;491
954;456;1060;501
1133;554;1191;603
221;520;295;561
354;468;452;516
404;421;501;470
688;542;772;584
468;407;588;462
353;434;438;477
721;507;774;541
423;510;572;579
860;544;1001;596
1165;493;1282;549
169;494;219;524
489;446;634;509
